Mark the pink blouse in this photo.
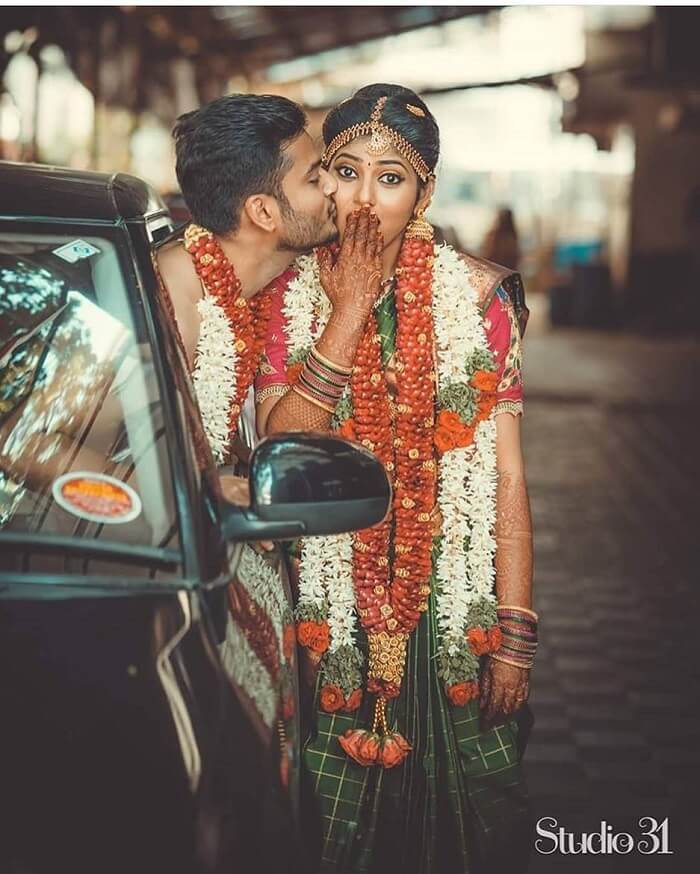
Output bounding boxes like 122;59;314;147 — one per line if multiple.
255;274;524;417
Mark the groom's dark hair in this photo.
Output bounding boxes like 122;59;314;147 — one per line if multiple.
174;93;306;234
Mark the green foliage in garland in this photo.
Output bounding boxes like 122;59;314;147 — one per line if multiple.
322;644;365;696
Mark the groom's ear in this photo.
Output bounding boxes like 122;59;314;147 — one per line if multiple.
242;193;278;234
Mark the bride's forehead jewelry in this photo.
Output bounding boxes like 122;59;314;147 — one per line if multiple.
322;95;432;183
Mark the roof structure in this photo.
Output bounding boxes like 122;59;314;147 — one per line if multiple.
1;6;496;106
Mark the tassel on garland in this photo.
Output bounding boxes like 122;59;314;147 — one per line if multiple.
338;695;411;769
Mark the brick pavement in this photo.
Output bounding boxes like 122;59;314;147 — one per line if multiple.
520;305;700;874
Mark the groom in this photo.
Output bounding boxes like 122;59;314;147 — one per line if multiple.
157;93;340;367
155;92;343;498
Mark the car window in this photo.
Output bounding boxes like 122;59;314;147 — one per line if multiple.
0;229;181;573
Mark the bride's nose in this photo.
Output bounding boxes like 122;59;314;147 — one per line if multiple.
354;176;375;209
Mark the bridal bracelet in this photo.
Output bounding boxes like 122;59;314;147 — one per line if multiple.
292;346;352;413
491;604;539;670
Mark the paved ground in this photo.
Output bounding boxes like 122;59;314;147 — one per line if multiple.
520;297;700;874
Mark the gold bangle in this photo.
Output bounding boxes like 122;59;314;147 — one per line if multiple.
497;604;539;621
291;385;336;414
311;346;353;375
489;652;533;670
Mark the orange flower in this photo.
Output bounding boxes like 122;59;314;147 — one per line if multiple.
487;625;503;652
467;627;491;656
310;622;330;654
338;418;357;441
471;370;499;392
434;426;456;455
380;733;412;768
446;681;480;706
320;684;345;713
475;397;496;423
283;624;296;661
342;688;363;712
339;729;381;766
437;410;463;432
286;362;303;383
296;620;330;654
453;424;475;449
296;620;317;648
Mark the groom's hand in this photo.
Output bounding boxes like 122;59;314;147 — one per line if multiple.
318;206;383;322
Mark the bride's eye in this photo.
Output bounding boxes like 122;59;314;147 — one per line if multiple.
336;165;357;180
380;172;403;185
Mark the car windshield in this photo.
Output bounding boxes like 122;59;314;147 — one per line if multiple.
0;228;181;574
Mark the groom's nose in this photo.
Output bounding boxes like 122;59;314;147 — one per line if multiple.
320;167;337;198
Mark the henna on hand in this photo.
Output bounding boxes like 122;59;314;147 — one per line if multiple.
319;206;384;324
479;657;530;729
266;386;334;435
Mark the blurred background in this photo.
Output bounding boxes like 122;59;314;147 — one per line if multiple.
2;4;700;333
2;5;699;872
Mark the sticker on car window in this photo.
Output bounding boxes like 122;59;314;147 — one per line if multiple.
52;472;142;524
52;240;101;263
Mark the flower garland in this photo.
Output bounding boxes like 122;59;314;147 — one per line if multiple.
185;224;272;464
286;241;504;762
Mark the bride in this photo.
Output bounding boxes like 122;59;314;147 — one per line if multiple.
255;83;536;873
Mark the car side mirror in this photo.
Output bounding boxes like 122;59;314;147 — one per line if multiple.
221;433;391;542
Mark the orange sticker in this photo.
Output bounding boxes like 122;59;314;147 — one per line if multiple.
52;473;142;524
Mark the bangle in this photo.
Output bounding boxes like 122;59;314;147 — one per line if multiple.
312;346;353;375
497;604;538;622
291;385;337;414
490;652;533;671
295;347;352;411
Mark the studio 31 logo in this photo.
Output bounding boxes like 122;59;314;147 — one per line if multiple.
535;817;673;855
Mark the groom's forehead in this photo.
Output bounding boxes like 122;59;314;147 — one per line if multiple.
283;129;322;177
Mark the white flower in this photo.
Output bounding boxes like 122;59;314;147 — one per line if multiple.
432;246;498;658
192;296;238;464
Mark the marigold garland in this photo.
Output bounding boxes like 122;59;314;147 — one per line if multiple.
184;223;272;462
285;241;508;767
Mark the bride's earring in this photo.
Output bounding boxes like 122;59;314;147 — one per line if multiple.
405;206;434;241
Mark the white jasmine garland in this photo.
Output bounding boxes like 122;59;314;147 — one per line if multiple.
463;418;498;605
323;533;355;652
191;296;238;465
284;253;360;658
286;244;500;689
431;244;499;676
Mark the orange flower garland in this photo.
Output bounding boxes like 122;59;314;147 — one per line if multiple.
351;234;437;693
184;224;272;448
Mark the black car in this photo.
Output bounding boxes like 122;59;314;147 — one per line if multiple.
0;161;390;874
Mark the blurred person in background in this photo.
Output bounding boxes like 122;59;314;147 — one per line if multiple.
482;207;521;272
256;83;535;874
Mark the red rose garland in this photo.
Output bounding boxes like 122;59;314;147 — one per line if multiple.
184;224;272;447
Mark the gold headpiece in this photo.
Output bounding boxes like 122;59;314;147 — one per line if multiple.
322;96;433;183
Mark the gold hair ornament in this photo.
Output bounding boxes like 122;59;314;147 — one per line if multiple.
322;96;433;183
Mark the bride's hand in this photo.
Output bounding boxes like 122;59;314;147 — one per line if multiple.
318;206;383;322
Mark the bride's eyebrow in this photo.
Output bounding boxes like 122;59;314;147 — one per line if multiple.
335;151;408;171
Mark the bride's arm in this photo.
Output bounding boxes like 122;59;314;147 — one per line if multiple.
259;207;383;437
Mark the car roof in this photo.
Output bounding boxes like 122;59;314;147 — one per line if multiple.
0;161;167;223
